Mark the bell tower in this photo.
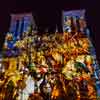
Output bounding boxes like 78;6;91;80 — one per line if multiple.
9;13;36;37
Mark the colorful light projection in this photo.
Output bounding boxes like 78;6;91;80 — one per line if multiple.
9;13;36;37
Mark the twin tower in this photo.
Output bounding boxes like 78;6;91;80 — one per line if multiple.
9;13;36;37
9;10;85;36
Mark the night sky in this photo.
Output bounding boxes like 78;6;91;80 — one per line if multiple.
0;0;100;63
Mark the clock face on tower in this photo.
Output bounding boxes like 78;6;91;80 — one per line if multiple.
9;13;36;37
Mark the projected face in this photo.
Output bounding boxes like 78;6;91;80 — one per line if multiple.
65;16;71;26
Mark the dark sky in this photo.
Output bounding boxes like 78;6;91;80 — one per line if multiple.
0;0;98;33
0;0;97;31
0;0;100;62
